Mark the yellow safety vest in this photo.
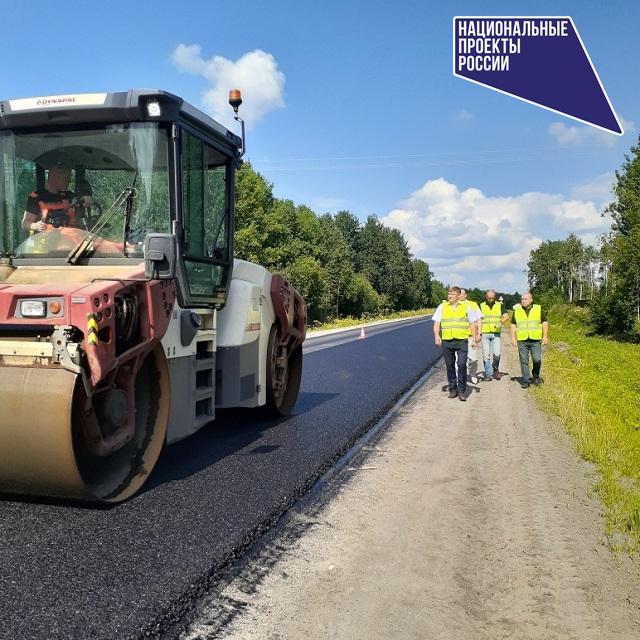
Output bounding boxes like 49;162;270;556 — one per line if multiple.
513;304;542;341
480;301;502;333
440;302;470;340
464;300;479;337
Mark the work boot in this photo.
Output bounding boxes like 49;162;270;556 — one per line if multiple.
520;380;530;389
532;376;542;386
458;392;467;401
493;371;502;380
482;374;492;382
448;390;458;398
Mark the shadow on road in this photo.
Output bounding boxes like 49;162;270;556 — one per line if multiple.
144;391;339;492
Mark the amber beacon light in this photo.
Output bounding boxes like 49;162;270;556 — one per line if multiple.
228;89;245;158
228;89;242;114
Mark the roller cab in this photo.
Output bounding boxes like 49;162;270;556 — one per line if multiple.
0;90;306;503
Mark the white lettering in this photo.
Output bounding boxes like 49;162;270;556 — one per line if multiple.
462;55;510;72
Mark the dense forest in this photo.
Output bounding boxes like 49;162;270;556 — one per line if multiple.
526;135;640;340
233;163;517;324
234;163;434;324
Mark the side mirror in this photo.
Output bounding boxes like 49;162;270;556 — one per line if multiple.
144;233;176;280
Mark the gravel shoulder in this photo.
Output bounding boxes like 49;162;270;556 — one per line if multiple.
183;338;640;640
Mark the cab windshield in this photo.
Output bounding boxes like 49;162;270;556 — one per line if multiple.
0;123;170;260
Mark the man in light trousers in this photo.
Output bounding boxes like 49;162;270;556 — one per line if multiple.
459;288;482;383
479;289;509;381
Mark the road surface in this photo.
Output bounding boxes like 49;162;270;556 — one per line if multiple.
0;317;436;640
182;339;640;640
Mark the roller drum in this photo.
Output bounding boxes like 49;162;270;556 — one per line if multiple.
0;345;169;503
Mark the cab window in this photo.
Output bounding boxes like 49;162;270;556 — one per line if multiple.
181;129;231;300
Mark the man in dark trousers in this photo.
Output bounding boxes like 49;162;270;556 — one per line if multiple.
432;286;479;401
510;291;549;388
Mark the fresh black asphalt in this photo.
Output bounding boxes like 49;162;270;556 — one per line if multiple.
0;317;440;639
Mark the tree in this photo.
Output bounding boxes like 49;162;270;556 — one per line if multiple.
234;164;277;264
358;216;414;311
282;256;328;324
598;135;640;336
606;139;640;237
333;210;361;268
359;215;387;294
527;239;565;295
342;273;381;317
563;233;585;303
430;279;447;306
315;214;356;318
407;259;432;309
527;235;593;303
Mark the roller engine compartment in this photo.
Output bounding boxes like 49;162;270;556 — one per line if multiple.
0;271;173;502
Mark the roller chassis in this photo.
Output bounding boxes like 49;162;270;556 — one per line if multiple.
0;89;307;503
0;245;305;505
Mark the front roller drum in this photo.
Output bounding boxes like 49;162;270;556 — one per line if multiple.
0;345;169;503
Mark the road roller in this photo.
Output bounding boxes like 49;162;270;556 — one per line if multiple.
0;89;306;503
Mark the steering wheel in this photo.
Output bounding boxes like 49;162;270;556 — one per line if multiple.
77;200;103;230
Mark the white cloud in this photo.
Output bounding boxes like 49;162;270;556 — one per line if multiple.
570;172;614;207
381;177;612;291
548;116;634;147
453;109;474;122
620;116;635;134
548;200;604;232
172;45;285;129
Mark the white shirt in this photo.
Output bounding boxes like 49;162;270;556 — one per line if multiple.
432;301;479;324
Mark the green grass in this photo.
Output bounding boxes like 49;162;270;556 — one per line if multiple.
533;307;640;552
308;308;434;332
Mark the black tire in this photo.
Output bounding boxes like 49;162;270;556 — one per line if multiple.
72;345;169;502
264;323;303;417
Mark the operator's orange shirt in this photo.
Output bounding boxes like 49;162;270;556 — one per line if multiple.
26;189;77;228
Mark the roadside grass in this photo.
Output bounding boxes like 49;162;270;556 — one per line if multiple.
532;306;640;553
309;308;434;332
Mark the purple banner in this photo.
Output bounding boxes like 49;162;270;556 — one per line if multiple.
453;17;622;135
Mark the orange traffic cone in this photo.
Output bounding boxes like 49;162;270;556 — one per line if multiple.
359;326;366;339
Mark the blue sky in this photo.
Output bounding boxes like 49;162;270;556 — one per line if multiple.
2;0;638;291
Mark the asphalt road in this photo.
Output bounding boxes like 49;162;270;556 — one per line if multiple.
0;316;439;640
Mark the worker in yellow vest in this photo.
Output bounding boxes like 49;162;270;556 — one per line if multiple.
479;289;509;381
510;291;549;389
459;288;483;383
432;286;479;401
